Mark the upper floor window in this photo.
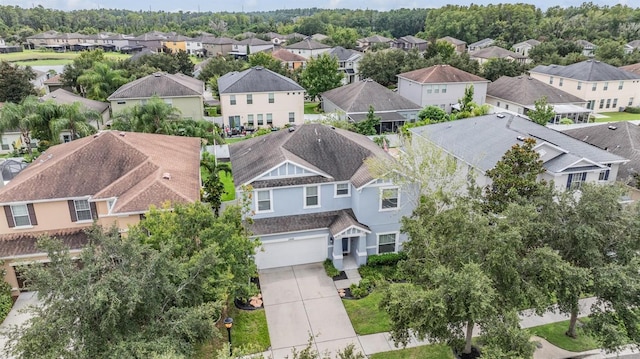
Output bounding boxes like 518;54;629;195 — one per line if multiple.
380;187;399;211
604;82;609;91
577;82;582;90
433;85;440;94
335;183;350;197
5;204;37;227
592;83;597;91
72;200;93;221
246;94;253;104
549;76;553;85
425;85;433;94
230;95;236;105
256;190;272;212
304;185;320;208
566;172;587;190
599;164;611;181
619;81;624;90
441;84;447;93
559;78;563;87
268;93;274;104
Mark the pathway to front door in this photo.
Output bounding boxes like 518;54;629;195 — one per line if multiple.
259;263;365;358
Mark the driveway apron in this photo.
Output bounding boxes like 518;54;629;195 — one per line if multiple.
260;263;364;358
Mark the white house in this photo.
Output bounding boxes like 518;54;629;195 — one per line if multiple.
513;39;541;57
285;39;331;59
232;37;274;56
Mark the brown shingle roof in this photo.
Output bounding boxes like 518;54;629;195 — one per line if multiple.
0;131;201;214
272;49;307;62
0;228;88;258
107;72;203;100
620;62;640;76
470;46;526;59
398;64;488;84
41;89;109;114
43;74;62;85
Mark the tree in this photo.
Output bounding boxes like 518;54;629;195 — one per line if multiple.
77;61;129;101
527;96;556;125
481;58;525;82
248;52;286;75
174;50;194;76
295;16;324;37
111;96;181;134
357;49;407;87
417;106;449;123
327;26;359;49
299;53;342;101
197;56;246;82
5;226;223;358
484;137;546;213
424;40;455;61
201;152;232;216
0;61;36;103
61;49;106;94
595;39;625;66
0;96;42;154
50;102;99;142
353;106;380;135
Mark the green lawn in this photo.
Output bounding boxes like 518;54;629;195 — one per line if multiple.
528;319;599;352
369;344;454;359
0;49;131;64
304;102;323;114
342;290;392;335
224;137;247;144
195;306;270;358
220;171;235;201
596;111;640;122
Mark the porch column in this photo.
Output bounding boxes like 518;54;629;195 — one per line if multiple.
356;235;368;266
332;236;344;270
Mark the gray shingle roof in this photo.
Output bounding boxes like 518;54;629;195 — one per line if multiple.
487;76;585;106
237;37;271;46
514;39;541;47
360;35;394;43
321;79;421;113
470;46;526;59
218;66;304;94
41;89;110;113
562;122;640;182
328;46;362;62
469;38;494;48
286;39;331;50
438;36;466;45
250;209;368;236
107;72;203;100
229;124;391;188
397;35;427;44
530;60;640;82
410;113;627;173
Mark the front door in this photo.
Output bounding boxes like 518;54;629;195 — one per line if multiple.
342;237;350;255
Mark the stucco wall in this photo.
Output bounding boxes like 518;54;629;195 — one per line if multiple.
398;79;488;113
110;96;204;120
220;90;305;128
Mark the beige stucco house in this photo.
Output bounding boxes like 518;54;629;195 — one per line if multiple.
218;66;305;129
107;72;205;120
529;60;640;113
0;131;201;295
397;64;490;113
285;39;331;59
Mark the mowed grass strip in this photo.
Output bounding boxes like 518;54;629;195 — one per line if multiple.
342;290;391;335
369;344;454;359
528;319;599;352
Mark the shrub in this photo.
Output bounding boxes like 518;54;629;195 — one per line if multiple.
366;252;407;267
559;118;574;125
349;278;374;299
323;259;340;278
625;106;640;114
0;282;12;323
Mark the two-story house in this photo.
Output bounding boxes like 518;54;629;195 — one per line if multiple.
41;89;111;134
271;49;307;71
202;37;237;57
108;72;205;120
229;124;415;270
355;35;394;52
576;40;597;57
410;113;628;192
438;36;467;54
470;46;528;65
0;131;201;295
393;35;428;52
264;32;287;46
529;60;640;113
468;38;495;52
397;64;490;113
513;39;541;58
217;66;305;129
327;46;363;85
285;39;331;59
232;37;274;56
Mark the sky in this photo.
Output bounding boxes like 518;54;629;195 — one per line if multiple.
0;0;633;12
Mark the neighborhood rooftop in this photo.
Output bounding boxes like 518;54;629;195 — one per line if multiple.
488;76;586;105
321;79;421;113
286;38;331;50
397;64;488;84
41;88;110;113
107;72;203;100
218;66;305;94
530;60;640;82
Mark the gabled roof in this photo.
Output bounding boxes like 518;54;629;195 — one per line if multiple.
469;38;494;48
43;73;62;85
328;46;362;62
311;33;329;41
470;46;526;59
359;35;393;43
133;32;166;41
0;131;201;213
620;62;640;76
562;122;640;182
398;64;488;84
218;66;304;94
264;32;285;39
107;72;203;100
286;39;331;50
438;36;466;45
487;76;585;106
229;124;392;189
250;209;369;236
105;33;134;40
202;37;237;45
530;60;640;82
237;37;272;46
272;49;307;62
514;39;541;47
410;113;627;173
285;33;307;40
41;89;110;114
321;79;420;113
164;35;192;42
396;35;427;44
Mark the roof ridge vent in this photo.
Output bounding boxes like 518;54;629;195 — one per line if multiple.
608;125;617;130
496;113;506;118
516;136;526;141
162;172;171;180
119;132;126;136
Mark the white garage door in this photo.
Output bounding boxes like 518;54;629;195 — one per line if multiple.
255;235;328;269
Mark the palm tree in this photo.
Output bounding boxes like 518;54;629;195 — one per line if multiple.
0;96;43;154
131;96;181;134
201;151;231;216
77;62;129;101
50;102;98;142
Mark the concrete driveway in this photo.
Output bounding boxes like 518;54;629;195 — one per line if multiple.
259;263;365;359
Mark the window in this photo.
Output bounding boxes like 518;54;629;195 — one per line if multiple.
577;82;582;90
549;76;553;85
73;200;93;221
266;113;273;125
587;100;595;110
592;83;597;91
599;99;605;109
257;114;264;126
613;98;618;108
163;99;172;107
441;84;447;93
599;164;612;181
268;93;274;104
304;186;320;207
289;112;295;123
335;183;350;197
380;187;399;210
604;82;609;91
566;172;587;190
378;233;397;254
559;78;563;87
433;85;440;94
426;85;433;94
230;95;236;105
619;81;624;90
246;94;253;104
497;101;501;107
247;114;254;126
8;204;32;227
630;97;635;106
505;104;510;110
606;99;611;108
256;190;272;212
